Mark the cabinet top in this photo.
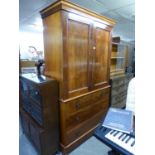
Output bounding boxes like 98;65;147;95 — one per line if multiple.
40;0;116;26
20;73;55;84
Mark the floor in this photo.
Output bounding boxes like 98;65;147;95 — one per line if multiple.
19;120;111;155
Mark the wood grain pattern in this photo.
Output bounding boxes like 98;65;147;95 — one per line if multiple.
60;87;110;146
41;1;115;153
20;74;59;155
43;12;64;98
92;27;110;89
67;18;90;96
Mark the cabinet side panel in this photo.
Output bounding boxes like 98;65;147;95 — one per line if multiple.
43;12;63;96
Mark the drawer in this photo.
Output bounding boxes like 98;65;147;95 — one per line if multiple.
111;98;126;108
66;87;110;115
112;78;126;88
30;121;44;151
22;95;31;113
21;79;29;92
29;84;42;105
20;110;30;137
111;85;128;97
63;108;108;145
124;77;132;84
66;97;109;130
111;93;127;106
31;101;43;125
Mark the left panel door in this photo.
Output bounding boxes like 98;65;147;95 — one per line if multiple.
64;13;93;98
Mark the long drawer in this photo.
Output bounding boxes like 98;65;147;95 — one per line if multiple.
64;108;108;145
66;87;110;115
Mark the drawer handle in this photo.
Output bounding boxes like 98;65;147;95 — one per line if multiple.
75;102;80;110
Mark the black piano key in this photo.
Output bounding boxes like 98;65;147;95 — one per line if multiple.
120;134;127;141
118;133;124;139
125;136;131;143
122;134;128;141
110;130;115;135
131;140;135;147
113;131;119;137
112;131;118;136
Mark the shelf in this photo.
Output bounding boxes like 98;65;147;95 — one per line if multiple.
111;57;125;59
111;69;124;73
112;42;125;45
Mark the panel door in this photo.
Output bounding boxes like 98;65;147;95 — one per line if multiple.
91;23;111;89
64;13;93;98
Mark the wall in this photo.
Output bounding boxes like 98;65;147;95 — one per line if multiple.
19;31;44;60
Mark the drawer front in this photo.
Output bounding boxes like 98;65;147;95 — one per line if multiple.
66;87;110;115
111;84;128;97
29;84;42;105
30;121;43;151
20;110;30;136
111;75;132;88
111;98;126;108
66;97;109;130
111;92;127;107
65;88;110;130
112;78;126;88
31;101;43;126
22;95;31;113
64;108;108;145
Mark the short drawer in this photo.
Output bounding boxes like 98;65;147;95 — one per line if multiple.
66;87;110;115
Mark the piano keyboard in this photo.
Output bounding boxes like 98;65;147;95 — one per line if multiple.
105;129;135;155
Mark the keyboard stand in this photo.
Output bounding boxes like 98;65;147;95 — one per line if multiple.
108;150;120;155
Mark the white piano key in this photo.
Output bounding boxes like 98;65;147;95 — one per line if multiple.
105;131;135;154
127;137;135;146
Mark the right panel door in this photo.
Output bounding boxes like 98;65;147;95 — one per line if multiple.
92;24;111;89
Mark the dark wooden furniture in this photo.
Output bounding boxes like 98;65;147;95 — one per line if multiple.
110;74;133;108
40;0;115;154
20;73;59;155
